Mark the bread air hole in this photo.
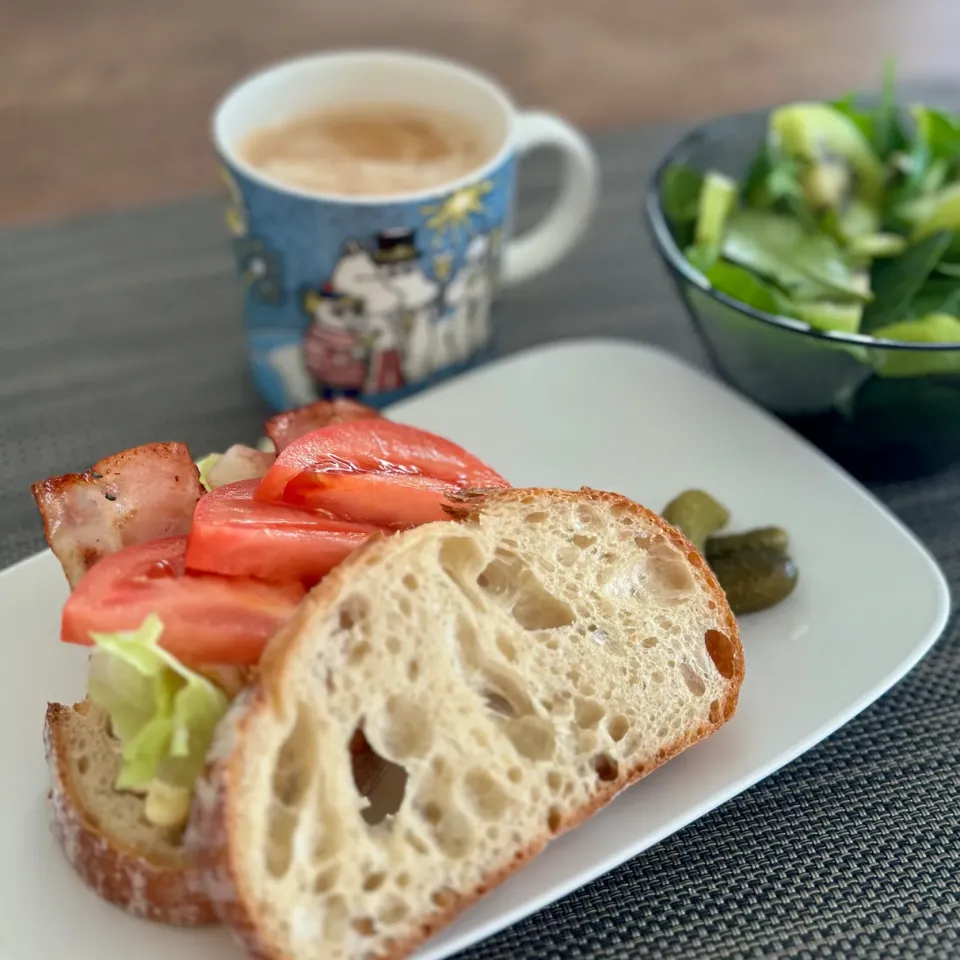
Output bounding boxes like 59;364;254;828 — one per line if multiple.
265;703;317;878
577;504;599;526
379;898;409;924
525;511;548;523
313;865;339;894
504;715;556;761
338;595;369;631
271;703;317;807
477;548;576;630
405;830;430;855
705;629;737;679
594;752;619;782
348;640;371;664
484;690;515;717
402;573;419;591
680;662;707;697
439;536;486;610
352;918;376;937
607;714;630;742
350;725;408;826
265;806;299;878
574;697;605;729
432;887;457;909
324;895;348;942
418;795;475;858
380;694;433;759
548;806;563;833
496;633;518;662
571;534;596;549
455;615;536;720
557;545;579;566
463;769;510;820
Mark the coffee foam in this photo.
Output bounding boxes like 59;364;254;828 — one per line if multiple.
240;104;493;197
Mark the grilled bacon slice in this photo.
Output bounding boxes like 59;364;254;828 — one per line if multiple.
31;443;203;588
264;398;382;453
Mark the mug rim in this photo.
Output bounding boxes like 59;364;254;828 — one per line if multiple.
212;48;518;205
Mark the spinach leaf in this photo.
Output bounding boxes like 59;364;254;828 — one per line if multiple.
912;277;960;317
740;145;774;205
912;105;960;167
702;259;787;315
860;231;953;332
829;93;874;143
886;107;960;216
871;58;908;158
934;260;960;278
739;145;825;229
661;163;704;226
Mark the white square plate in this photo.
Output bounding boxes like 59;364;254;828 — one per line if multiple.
0;339;949;960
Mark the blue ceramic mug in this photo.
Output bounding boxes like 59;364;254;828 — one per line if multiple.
213;50;598;411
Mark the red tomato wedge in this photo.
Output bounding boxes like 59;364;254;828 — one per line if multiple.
255;420;507;525
61;536;305;665
185;479;382;585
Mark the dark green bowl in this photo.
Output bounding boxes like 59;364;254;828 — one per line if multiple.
644;109;960;483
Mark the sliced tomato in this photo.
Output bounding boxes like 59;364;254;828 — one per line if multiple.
61;536;305;665
255;420;507;525
278;470;460;526
185;479;382;585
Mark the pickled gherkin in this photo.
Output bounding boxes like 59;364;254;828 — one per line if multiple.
661;490;731;552
705;526;790;559
661;490;798;616
707;545;799;615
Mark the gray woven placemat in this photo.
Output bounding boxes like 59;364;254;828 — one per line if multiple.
1;118;958;959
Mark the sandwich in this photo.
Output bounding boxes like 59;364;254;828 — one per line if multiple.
33;398;743;957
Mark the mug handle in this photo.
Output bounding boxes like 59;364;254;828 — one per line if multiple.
500;111;599;287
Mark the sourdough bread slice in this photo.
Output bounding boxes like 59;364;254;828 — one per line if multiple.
187;488;743;960
44;700;217;926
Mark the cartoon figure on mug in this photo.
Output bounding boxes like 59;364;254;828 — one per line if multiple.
370;228;441;385
444;231;496;358
319;238;408;395
301;284;368;395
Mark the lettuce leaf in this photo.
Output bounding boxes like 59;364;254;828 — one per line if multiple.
195;453;223;493
86;614;229;793
722;210;871;301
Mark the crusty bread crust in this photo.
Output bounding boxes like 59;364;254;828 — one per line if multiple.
187;487;743;960
44;700;217;926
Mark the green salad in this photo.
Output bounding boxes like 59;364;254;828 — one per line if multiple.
662;63;960;360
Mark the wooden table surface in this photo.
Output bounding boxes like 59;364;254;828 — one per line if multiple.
2;0;959;226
